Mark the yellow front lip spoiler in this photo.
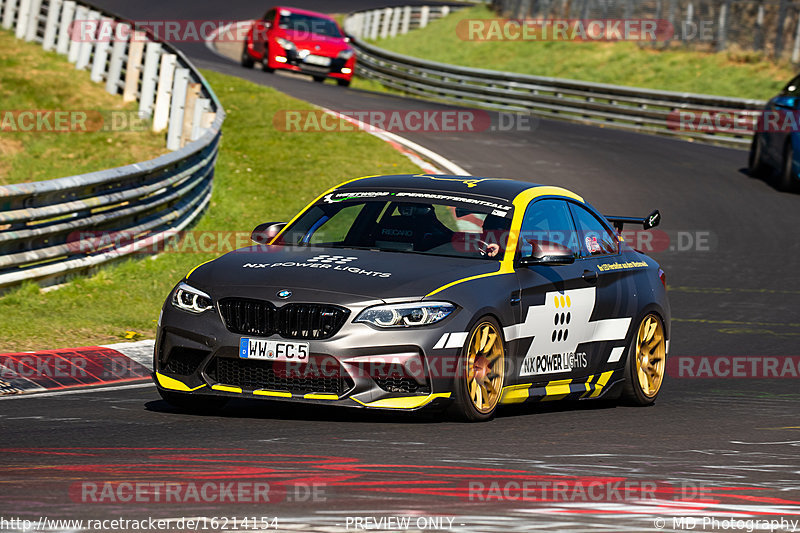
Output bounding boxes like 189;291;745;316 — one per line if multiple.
352;392;451;409
156;372;451;410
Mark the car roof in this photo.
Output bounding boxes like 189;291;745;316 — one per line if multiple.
273;6;337;21
335;174;582;205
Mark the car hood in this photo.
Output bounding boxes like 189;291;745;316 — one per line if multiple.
280;29;348;54
187;246;501;304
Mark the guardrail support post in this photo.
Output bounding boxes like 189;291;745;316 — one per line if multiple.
360;11;369;39
379;7;392;39
389;7;401;38
138;41;161;116
792;11;800;63
67;4;87;62
419;6;430;29
716;1;729;52
182;83;201;147
14;0;30;39
90;16;113;82
369;9;380;40
191;98;210;141
42;0;62;50
401;6;411;35
153;53;177;132
167;67;189;151
106;22;129;94
75;9;99;69
24;0;40;41
55;0;74;54
2;0;18;30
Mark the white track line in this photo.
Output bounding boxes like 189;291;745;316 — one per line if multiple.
0;382;153;400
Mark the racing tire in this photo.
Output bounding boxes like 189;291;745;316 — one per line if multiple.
620;313;667;406
240;46;255;68
748;133;769;179
448;317;506;422
337;79;351;87
777;141;797;191
313;76;326;83
261;55;274;73
158;389;229;413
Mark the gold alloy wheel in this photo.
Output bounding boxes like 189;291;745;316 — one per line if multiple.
466;322;505;413
635;314;666;398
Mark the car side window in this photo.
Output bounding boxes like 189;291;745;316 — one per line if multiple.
306;204;365;245
569;203;619;257
263;9;276;23
781;75;800;96
518;199;580;259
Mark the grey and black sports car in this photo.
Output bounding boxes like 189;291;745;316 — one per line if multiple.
154;174;669;421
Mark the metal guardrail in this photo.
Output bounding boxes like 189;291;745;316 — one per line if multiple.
0;0;225;290
345;5;765;148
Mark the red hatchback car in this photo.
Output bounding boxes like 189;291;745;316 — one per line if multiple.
241;6;356;86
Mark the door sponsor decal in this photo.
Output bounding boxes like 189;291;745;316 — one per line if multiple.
503;287;631;377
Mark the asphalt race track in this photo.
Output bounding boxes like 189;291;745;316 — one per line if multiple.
2;1;800;532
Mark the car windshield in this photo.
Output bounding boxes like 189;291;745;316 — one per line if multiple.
278;13;343;38
276;191;514;261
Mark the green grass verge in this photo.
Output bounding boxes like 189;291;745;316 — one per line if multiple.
0;29;167;185
0;69;421;352
371;5;795;100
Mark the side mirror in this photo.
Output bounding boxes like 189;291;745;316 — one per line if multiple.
644;209;661;230
774;95;798;109
251;222;286;244
517;240;575;267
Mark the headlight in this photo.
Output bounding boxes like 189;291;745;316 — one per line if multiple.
276;37;296;51
337;49;354;60
355;302;455;328
172;282;213;314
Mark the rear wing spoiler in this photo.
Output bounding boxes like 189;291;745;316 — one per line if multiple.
605;210;661;233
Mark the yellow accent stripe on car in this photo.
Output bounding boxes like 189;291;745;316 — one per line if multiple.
185;259;214;279
211;384;243;393
500;383;533;404
582;374;595;397
253;389;292;398
542;379;572;401
589;371;615;398
303;393;339;400
353;392;451;409
426;185;584;297
155;372;207;392
270;175;378;244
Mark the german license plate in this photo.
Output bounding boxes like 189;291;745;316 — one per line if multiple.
304;55;331;67
239;338;309;362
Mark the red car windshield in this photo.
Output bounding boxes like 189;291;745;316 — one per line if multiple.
278;13;343;38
